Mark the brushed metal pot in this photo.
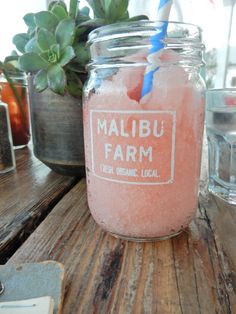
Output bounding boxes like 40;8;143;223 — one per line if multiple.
28;77;85;176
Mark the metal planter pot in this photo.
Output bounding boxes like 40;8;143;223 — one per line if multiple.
28;78;85;176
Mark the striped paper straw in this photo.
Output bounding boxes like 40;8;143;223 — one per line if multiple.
141;0;173;98
157;0;173;20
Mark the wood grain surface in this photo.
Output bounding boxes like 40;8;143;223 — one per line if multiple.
0;147;78;263
8;178;236;314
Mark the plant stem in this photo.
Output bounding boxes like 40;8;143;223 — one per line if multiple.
1;67;28;130
69;0;78;19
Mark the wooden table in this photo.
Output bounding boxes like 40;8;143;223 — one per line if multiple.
0;146;236;313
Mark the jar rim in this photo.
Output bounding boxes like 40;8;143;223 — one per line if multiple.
207;88;236;94
0;71;27;84
88;20;202;44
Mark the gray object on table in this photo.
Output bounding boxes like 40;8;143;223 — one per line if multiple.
0;261;65;314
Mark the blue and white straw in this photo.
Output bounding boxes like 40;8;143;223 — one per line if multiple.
141;0;173;98
157;0;173;20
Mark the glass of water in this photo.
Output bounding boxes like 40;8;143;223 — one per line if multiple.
206;89;236;204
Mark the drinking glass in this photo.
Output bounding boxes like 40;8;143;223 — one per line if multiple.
206;89;236;204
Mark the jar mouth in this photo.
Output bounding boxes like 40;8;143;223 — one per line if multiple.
87;20;204;70
88;20;202;44
0;71;27;85
207;88;236;94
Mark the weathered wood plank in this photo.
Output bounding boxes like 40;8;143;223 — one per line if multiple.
199;194;236;313
8;179;236;314
0;147;78;262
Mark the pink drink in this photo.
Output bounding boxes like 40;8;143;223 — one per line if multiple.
83;22;205;240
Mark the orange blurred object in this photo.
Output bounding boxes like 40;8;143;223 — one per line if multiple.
0;78;30;147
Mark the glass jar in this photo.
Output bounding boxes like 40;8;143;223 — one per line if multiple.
0;99;16;173
83;21;205;241
0;72;30;148
206;89;236;204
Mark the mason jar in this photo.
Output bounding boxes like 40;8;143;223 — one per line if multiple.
83;21;205;241
0;72;30;148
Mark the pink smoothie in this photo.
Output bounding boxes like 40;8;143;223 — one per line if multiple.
83;64;205;239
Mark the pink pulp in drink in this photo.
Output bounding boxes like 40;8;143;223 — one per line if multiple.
83;64;205;239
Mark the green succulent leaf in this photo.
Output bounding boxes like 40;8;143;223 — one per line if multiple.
34;11;59;30
86;0;106;18
55;18;75;49
27;29;36;38
13;33;29;53
69;0;78;19
19;53;49;72
128;15;149;21
39;45;60;64
24;37;41;53
2;53;20;72
39;51;49;63
101;0;112;13
4;55;18;63
24;13;37;36
66;71;83;97
50;44;61;60
2;63;18;73
47;51;58;64
76;13;91;24
47;64;66;94
75;26;87;39
9;50;19;57
107;0;129;22
34;69;48;92
67;79;83;97
37;29;56;52
119;11;129;20
23;13;36;28
74;43;90;65
80;18;105;28
50;4;68;20
48;1;67;11
80;6;90;16
59;46;75;66
66;63;86;74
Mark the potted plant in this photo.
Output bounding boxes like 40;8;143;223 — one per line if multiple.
12;0;147;176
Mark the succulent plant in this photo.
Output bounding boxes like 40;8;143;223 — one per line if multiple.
13;0;148;98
